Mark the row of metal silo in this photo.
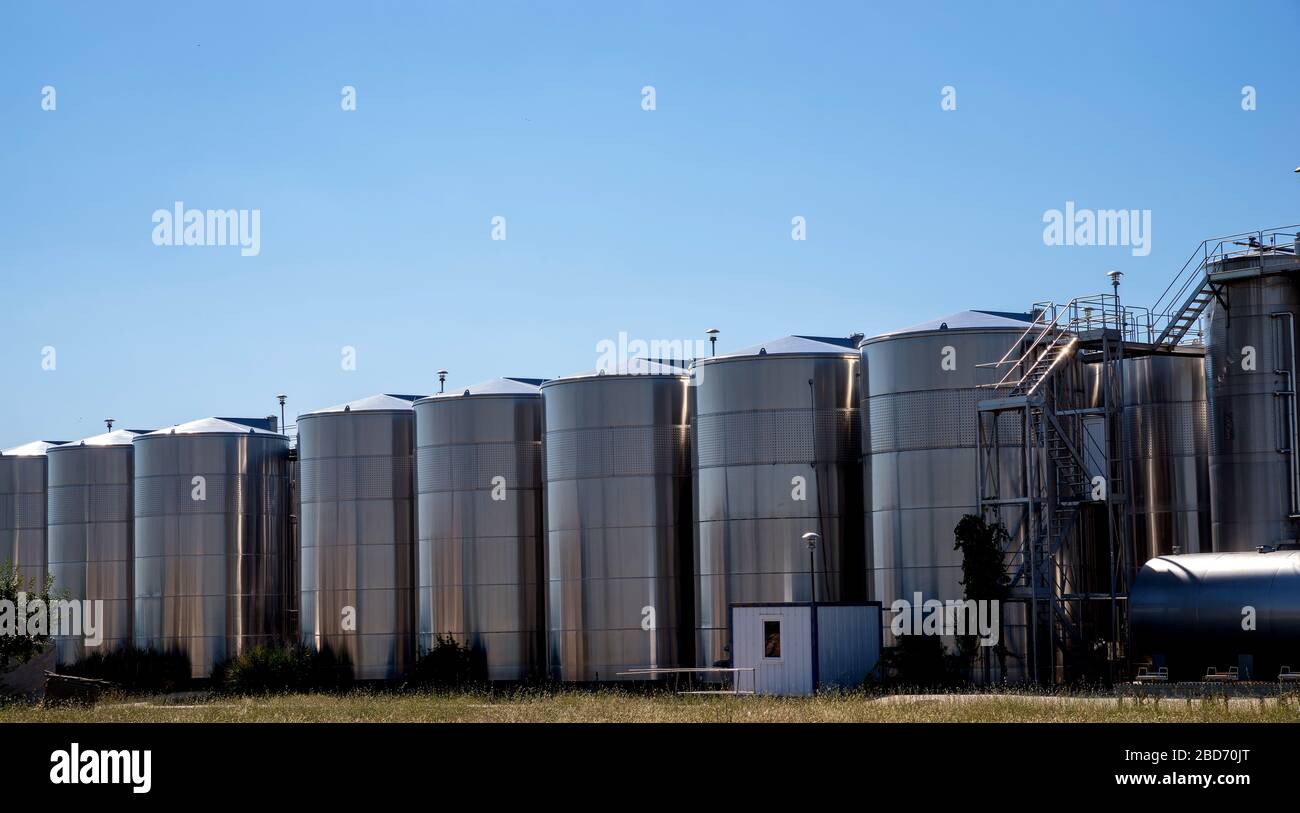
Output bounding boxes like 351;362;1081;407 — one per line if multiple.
2;419;289;679
4;339;869;683
1;303;1249;684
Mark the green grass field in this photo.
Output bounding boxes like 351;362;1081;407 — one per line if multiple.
5;689;1300;723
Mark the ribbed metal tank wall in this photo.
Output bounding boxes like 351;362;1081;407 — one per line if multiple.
1116;354;1211;561
415;378;546;681
692;336;864;670
860;311;1031;678
1131;550;1300;678
543;361;693;681
47;430;144;665
1205;251;1300;551
0;441;63;588
297;395;419;681
133;418;290;678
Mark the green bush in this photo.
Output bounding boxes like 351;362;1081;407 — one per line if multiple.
0;562;59;674
212;644;353;695
60;645;192;693
409;634;487;689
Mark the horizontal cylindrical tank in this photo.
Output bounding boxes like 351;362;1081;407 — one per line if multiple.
1;440;65;588
861;311;1031;678
133;418;290;678
298;394;420;680
1111;354;1211;561
47;430;145;665
543;361;693;681
693;336;864;670
415;378;546;681
1131;550;1300;678
1205;250;1300;551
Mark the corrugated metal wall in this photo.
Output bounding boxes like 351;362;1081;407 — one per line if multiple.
816;604;881;686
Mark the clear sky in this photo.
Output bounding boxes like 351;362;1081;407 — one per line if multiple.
2;0;1297;445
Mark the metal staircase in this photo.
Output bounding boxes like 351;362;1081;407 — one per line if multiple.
976;296;1131;683
1154;282;1215;347
1151;227;1300;348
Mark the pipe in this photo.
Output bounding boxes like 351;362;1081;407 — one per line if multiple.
1270;313;1300;518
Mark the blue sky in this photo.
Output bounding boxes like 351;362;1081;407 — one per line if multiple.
1;0;1296;445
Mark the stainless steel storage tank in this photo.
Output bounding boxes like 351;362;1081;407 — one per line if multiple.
860;311;1031;676
1131;550;1300;679
297;394;420;681
1205;247;1300;551
1;440;65;588
415;377;546;681
543;360;693;681
1115;354;1211;561
693;336;864;670
133;418;290;678
47;429;145;665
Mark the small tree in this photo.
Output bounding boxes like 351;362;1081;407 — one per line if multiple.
0;562;57;674
953;514;1011;680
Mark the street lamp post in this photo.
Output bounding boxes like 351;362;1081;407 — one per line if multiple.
801;531;822;693
801;532;821;604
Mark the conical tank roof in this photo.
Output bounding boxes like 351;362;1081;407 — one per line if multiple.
299;393;423;417
0;440;67;456
417;377;545;402
139;417;284;437
707;334;860;362
547;358;690;383
50;429;147;449
865;310;1033;343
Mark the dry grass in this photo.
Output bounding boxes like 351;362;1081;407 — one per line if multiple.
4;688;1300;723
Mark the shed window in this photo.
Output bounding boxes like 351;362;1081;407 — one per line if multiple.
763;620;781;659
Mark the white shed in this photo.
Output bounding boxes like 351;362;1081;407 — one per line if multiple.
729;602;882;696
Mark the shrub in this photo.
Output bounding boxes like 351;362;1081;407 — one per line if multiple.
212;644;353;695
881;634;960;688
60;645;192;693
409;634;487;689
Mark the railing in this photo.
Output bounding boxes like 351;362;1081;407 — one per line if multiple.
1149;225;1300;343
615;667;756;695
976;303;1066;390
1057;293;1203;346
978;293;1183;391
